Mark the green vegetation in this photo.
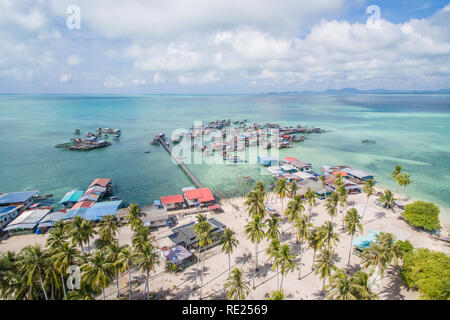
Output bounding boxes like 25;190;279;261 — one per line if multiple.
224;268;250;300
400;248;450;300
402;201;441;231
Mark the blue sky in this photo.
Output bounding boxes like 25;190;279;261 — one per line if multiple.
0;0;449;93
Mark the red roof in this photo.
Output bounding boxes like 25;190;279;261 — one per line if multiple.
284;157;299;162
160;194;184;205
72;201;95;209
89;178;111;188
332;171;348;177
184;188;215;203
208;204;220;210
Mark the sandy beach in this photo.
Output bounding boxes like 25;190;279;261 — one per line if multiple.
1;188;448;300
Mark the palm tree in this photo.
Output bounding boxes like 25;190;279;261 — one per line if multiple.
397;172;412;192
253;180;266;199
277;244;297;290
325;192;339;223
326;268;358;300
305;188;317;219
307;228;320;270
220;228;239;276
317;221;339;251
17;245;50;300
193;215;209;289
337;185;349;229
288;180;298;198
244;191;266;219
70;216;87;254
285;195;305;243
313;249;336;296
361;232;400;277
131;225;154;252
224;268;250;300
135;243;160;300
265;216;281;241
344;208;362;271
52;242;81;298
196;221;214;299
361;179;375;222
127;203;145;231
294;214;311;279
107;241;123;298
378;190;397;211
266;238;281;289
98;215;119;244
274;177;288;214
391;165;402;181
117;245;136;300
334;173;344;188
245;215;266;289
319;175;328;199
352;270;378;300
267;289;285;300
82;249;115;300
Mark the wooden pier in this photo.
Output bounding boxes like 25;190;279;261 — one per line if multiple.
158;137;204;188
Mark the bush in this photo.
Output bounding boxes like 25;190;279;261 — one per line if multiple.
402;201;440;231
400;248;450;300
396;240;414;257
165;261;181;274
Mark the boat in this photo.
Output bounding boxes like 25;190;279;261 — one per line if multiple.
144;151;151;154
113;134;120;139
361;139;376;144
104;134;109;138
227;155;247;163
74;129;80;134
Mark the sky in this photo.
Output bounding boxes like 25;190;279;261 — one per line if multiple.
0;0;449;93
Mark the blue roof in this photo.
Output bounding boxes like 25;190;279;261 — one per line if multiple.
352;230;380;249
0;206;20;216
60;190;84;204
0;191;38;204
83;201;122;221
63;208;88;220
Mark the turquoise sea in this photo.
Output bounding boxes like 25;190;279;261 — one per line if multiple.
0;94;449;222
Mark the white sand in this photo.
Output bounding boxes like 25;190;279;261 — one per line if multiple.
1;190;448;300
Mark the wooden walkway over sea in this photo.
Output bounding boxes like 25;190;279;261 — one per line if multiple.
158;137;204;189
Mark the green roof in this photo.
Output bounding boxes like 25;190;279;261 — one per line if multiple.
59;190;84;204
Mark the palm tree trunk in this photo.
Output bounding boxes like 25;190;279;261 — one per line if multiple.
362;196;370;223
116;272;120;298
255;242;259;271
321;278;326;296
347;234;354;272
200;252;205;300
61;273;66;297
280;274;284;290
39;276;48;300
195;247;200;288
276;265;279;290
128;266;132;300
298;243;302;279
311;250;316;270
145;271;149;300
102;287;106;300
228;253;231;276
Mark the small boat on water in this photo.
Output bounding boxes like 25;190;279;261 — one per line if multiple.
74;129;80;134
113;134;120;139
104;134;109;138
227;155;247;163
361;139;376;144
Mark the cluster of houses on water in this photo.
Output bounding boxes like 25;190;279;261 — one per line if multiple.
169;119;326;163
258;156;375;199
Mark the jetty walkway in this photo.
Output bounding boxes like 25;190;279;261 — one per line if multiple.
158;138;204;188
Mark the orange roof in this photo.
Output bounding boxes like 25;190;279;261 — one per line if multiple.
284;157;299;162
72;201;95;209
332;171;348;177
160;194;184;205
89;178;111;188
184;188;215;203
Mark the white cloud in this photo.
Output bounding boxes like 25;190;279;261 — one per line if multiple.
153;73;165;84
132;79;147;85
67;54;81;65
104;75;124;87
59;74;71;83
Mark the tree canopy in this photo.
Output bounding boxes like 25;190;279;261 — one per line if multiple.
400;248;450;300
402;201;440;231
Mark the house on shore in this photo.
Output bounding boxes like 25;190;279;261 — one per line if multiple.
291;160;312;172
0;206;22;231
59;190;84;208
88;178;113;195
168;218;226;252
3;208;53;235
347;170;374;183
141;205;169;228
160;195;185;211
0;191;39;212
37;211;68;233
162;246;196;268
183;188;216;208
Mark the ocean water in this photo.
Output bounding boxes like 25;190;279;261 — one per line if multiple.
0;94;449;221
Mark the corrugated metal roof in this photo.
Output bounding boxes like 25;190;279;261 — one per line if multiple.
0;191;38;204
3;208;51;231
60;190;84;204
